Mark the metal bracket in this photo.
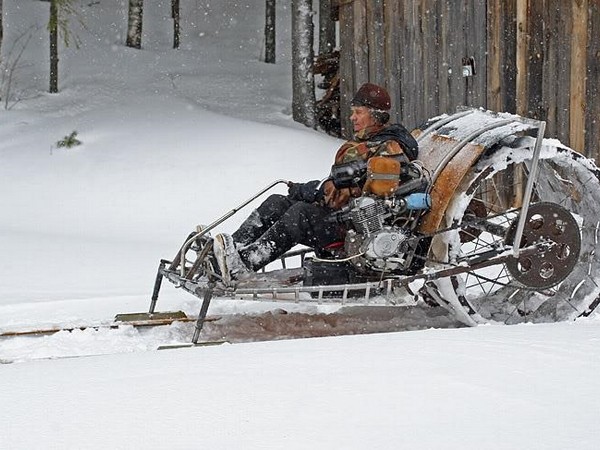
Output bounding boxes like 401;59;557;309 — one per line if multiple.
512;121;546;257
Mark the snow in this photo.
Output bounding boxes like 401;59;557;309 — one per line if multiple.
3;322;600;449
1;1;599;448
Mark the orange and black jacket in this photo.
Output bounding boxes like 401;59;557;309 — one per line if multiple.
322;123;418;210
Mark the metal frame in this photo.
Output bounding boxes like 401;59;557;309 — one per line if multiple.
176;179;289;277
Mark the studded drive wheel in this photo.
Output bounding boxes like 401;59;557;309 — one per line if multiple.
429;140;600;324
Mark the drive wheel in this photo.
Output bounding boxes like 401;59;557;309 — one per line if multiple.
429;140;600;324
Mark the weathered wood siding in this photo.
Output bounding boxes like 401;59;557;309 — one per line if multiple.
585;0;600;157
337;0;600;159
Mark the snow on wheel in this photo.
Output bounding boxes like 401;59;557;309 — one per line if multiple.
434;139;600;324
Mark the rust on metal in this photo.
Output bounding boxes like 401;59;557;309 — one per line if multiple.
417;134;486;234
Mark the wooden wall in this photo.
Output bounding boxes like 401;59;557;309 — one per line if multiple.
337;0;600;159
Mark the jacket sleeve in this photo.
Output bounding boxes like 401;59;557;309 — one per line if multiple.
287;179;322;203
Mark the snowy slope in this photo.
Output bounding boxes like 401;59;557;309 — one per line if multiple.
1;1;599;449
0;0;337;305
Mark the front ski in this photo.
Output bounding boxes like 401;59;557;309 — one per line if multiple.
0;311;219;338
157;340;228;350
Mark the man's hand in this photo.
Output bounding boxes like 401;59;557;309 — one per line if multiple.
287;180;321;202
287;181;300;199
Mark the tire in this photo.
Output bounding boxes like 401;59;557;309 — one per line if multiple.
429;137;600;324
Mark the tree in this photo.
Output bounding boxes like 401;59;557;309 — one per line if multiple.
0;0;3;56
49;0;58;93
171;0;180;49
126;0;143;49
318;0;335;55
47;0;80;93
291;0;316;127
264;0;276;63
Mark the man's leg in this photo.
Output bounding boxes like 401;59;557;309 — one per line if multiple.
239;202;343;271
232;194;295;246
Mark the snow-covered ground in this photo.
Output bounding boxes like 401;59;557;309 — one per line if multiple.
1;1;599;448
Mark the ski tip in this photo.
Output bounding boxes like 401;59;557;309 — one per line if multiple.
157;340;228;350
114;311;188;322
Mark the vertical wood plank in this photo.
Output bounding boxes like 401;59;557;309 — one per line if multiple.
472;0;488;108
401;0;419;128
419;0;428;123
570;0;588;152
463;0;474;106
430;0;440;121
527;0;546;120
487;0;503;111
406;0;426;124
585;0;600;159
463;0;487;108
420;0;430;120
437;0;451;116
384;0;403;123
417;0;427;125
502;0;518;113
353;0;369;85
515;0;529;115
448;0;465;110
367;0;386;85
400;0;412;126
554;0;573;144
338;0;355;138
428;0;448;119
542;0;558;137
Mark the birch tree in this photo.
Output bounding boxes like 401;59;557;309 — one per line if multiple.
126;0;143;49
291;0;316;127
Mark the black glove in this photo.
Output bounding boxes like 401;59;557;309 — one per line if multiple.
287;180;321;202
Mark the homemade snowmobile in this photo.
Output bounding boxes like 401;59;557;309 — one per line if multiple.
132;108;600;344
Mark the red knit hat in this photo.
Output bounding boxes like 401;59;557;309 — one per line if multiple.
350;83;391;111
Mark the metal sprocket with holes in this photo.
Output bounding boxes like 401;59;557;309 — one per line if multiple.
505;202;581;290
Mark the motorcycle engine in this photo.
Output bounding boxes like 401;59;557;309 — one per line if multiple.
344;197;411;272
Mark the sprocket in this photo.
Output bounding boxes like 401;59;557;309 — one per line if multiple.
504;202;581;289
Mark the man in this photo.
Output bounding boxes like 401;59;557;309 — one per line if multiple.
213;83;419;284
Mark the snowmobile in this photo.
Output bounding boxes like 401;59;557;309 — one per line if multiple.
130;108;600;345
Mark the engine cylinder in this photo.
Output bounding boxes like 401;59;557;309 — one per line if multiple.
349;197;386;236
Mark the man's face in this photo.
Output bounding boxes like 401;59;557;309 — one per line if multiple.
350;106;378;133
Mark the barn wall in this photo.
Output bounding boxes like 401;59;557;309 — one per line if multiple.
337;0;600;159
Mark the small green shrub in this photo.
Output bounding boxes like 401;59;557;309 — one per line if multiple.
56;131;82;149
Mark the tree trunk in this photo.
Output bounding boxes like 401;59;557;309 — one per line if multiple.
264;0;276;63
0;0;3;57
318;0;336;55
291;0;316;127
49;0;58;93
172;0;180;49
126;0;144;49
